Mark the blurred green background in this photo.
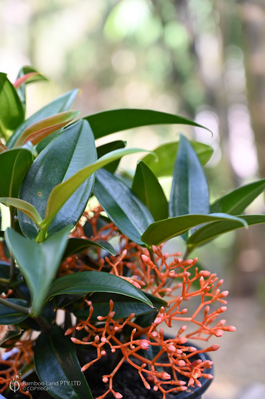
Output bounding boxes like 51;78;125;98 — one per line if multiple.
0;0;264;398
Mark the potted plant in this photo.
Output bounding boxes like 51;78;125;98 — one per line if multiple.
0;67;264;399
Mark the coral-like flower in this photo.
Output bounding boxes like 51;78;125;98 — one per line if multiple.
0;207;236;399
62;208;236;399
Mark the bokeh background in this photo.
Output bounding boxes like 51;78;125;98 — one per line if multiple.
0;0;264;398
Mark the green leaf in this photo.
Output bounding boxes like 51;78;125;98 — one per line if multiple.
141;213;248;246
47;271;153;308
0;197;42;226
169;135;209;218
35;325;93;399
13;110;80;147
18;119;97;239
0;73;24;136
7;89;79;148
97;140;126;173
39;147;153;234
0;325;23;347
210;179;265;215
85;109;212;139
93;168;154;245
186;214;265;251
5;226;70;316
141;140;214;178
0;299;29;325
75;292;165;321
132;161;168;221
0;148;33;198
63;237;116;259
15;66;48;108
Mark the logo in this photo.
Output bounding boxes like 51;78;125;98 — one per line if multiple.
9;375;20;393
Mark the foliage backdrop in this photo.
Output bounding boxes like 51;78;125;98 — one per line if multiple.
0;0;264;295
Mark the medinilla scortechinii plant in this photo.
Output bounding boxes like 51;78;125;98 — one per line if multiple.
0;67;264;399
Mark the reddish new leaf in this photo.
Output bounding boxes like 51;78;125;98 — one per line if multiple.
13;111;80;147
13;72;40;89
0;142;8;153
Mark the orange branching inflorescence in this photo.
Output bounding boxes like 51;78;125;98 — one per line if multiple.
0;207;236;398
63;208;236;399
0;338;34;398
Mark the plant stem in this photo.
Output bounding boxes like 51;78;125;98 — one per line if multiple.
36;229;47;243
9;258;16;283
0;297;30;315
183;247;191;261
0;278;10;284
9;207;17;282
148;246;160;286
64;310;72;331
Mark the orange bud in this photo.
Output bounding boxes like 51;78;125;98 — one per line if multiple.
221;290;229;297
139;339;150;350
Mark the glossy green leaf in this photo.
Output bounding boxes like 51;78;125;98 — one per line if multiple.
210;179;265;215
187;214;265;251
14;110;80;147
0;299;29;325
0;73;24;136
141;213;248;246
93;168;154;245
141;140;214;178
0;325;23;347
169;135;209;218
132;161;168;221
5;226;70;317
97;140;126;173
19;119;97;239
15;66;48;108
47;271;153;308
7;89;78;148
75;291;165;321
35;325;92;399
54;294;84;310
0;148;33;198
63;237;116;259
85;109;212;139
0;197;42;226
39;147;153;234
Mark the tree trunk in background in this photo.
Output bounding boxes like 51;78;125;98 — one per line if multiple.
240;0;265;177
234;1;265;297
221;0;265;296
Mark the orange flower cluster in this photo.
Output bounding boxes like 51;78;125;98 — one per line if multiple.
63;208;236;399
0;207;236;399
0;338;34;398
